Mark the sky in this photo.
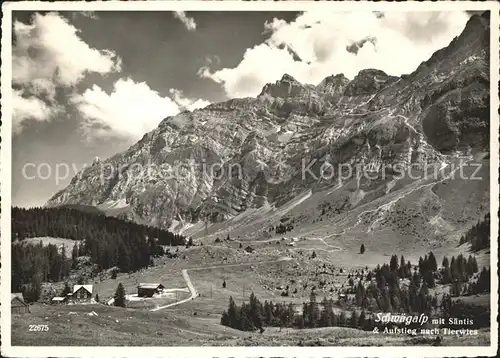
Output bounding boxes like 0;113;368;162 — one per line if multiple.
11;10;473;208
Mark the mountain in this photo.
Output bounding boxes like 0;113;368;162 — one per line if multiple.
47;13;490;249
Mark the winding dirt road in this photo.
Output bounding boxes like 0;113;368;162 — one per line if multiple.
150;257;292;312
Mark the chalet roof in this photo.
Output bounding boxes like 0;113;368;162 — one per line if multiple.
138;283;164;289
11;293;25;302
11;293;28;307
73;285;93;294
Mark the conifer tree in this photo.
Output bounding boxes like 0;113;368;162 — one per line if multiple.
308;291;320;327
472;257;479;273
358;310;366;329
62;281;71;296
355;281;366;306
297;314;305;329
249;292;263;329
428;252;438;272
350;310;358;327
221;310;230;326
442;256;449;268
239;303;255;331
399;255;406;277
477;268;490;293
338;311;347;326
412;271;421;287
113;283;126;307
390;255;399;272
24;274;42;303
227;296;239;328
442;266;452;284
320;297;334;327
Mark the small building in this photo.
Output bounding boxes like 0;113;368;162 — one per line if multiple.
137;283;165;297
51;296;68;304
71;285;93;302
11;293;29;314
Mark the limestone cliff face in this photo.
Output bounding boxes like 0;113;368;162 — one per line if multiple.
47;13;490;230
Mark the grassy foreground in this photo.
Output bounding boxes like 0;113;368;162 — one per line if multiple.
11;303;491;346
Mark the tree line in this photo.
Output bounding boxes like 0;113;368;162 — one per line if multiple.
12;207;185;272
12;206;185;246
11;206;186;301
352;251;485;314
459;213;490;251
220;249;490;332
12;242;71;302
220;292;377;332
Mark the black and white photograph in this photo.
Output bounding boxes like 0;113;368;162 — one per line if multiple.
1;1;498;356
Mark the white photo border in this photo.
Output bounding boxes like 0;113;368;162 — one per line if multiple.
1;1;499;357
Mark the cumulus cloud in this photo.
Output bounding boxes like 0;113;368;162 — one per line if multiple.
12;90;61;134
169;89;211;111
12;12;121;132
200;11;471;98
72;78;181;141
13;12;120;88
12;12;211;142
72;80;212;141
173;11;197;31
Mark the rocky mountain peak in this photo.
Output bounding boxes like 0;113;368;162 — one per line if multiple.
280;73;299;83
316;73;350;97
343;68;398;96
258;73;308;99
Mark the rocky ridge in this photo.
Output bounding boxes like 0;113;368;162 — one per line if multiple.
47;13;490;241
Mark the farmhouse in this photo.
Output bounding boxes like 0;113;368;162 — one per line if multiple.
137;283;165;297
71;285;93;303
11;293;29;314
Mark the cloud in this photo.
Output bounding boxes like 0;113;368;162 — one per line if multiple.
72;80;211;142
13;12;210;143
200;11;471;98
173;11;197;31
199;43;309;98
12;90;60;134
346;36;377;55
169;89;211;111
12;12;121;133
13;12;120;88
72;78;181;141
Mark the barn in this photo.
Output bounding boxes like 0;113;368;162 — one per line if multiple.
137;283;165;297
51;296;68;304
11;293;29;314
71;285;93;302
